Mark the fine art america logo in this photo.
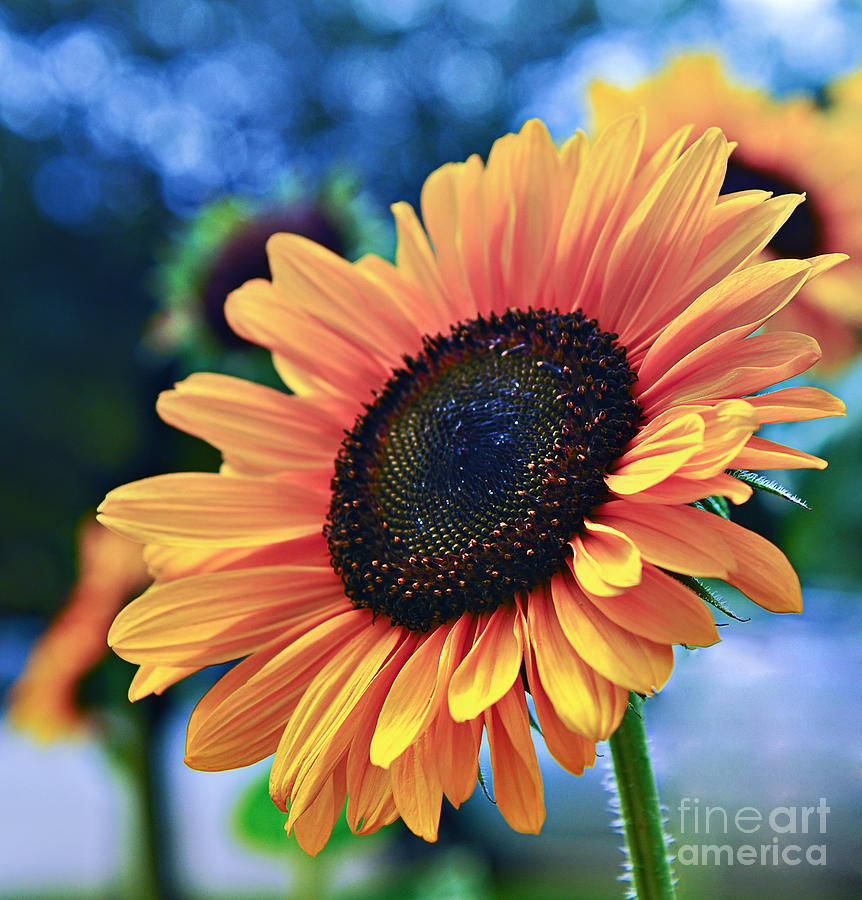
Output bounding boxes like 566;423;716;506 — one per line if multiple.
676;797;830;867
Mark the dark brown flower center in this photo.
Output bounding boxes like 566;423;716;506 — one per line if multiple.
325;308;639;632
723;159;822;259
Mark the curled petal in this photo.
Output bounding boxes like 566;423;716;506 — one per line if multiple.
745;386;846;424
569;521;642;596
731;435;827;471
606;414;704;494
129;664;200;701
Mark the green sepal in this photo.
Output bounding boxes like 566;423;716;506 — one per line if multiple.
726;468;811;509
693;495;730;519
477;764;496;804
670;573;750;623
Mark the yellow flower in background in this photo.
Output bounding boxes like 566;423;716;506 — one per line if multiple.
830;66;862;108
99;115;844;855
7;517;150;740
590;54;862;367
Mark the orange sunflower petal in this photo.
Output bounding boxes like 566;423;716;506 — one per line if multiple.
128;663;200;701
290;761;347;857
555;113;645;312
143;533;329;582
389;729;444;842
731;435;827;470
624;470;754;506
184;609;358;771
98;473;327;547
523;643;597;777
484;682;545;834
526;583;628;740
267;232;423;365
599;127;731;348
587;565;720;647
346;759;398;837
448;606;524;722
225;278;389;406
679;192;803;305
605;413;704;494
432;707;483;808
685;514;803;613
370;621;455;768
486;118;574;313
550;569;673;694
638;331;821;413
157;373;342;475
595;500;734;578
109;566;342;667
419;158;483;318
391;200;460;326
673;399;760;478
637;258;812;389
745;386;846;423
273;619;404;820
342;641;425;837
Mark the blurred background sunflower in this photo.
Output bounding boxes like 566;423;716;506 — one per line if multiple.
2;1;861;898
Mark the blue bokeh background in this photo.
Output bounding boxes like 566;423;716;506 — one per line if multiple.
2;1;861;897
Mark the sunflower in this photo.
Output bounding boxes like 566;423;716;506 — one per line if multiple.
589;53;862;367
7;516;150;740
145;172;391;380
830;65;862;108
99;115;844;855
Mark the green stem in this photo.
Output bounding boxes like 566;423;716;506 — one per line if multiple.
608;693;677;900
105;699;175;899
290;853;326;900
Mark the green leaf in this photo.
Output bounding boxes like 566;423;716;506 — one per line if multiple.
726;468;811;509
232;771;293;855
670;573;750;623
232;770;381;858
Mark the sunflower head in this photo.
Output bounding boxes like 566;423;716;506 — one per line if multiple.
145;171;392;377
327;307;639;631
589;52;862;368
99;114;845;855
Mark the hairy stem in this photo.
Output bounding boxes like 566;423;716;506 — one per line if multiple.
608;693;677;900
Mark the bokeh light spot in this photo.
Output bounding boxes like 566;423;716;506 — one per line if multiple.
33;155;101;226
